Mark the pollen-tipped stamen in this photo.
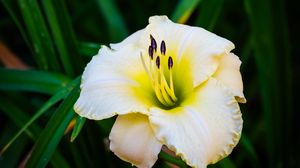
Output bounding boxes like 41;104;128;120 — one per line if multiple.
140;53;151;80
160;40;166;55
140;35;178;107
159;67;177;102
148;46;153;60
150;35;157;52
168;56;175;95
155;55;177;106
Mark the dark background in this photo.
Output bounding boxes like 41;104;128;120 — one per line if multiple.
0;0;299;167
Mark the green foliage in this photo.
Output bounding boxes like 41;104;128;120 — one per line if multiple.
71;116;86;142
0;0;297;167
25;83;79;167
42;0;83;76
18;0;60;71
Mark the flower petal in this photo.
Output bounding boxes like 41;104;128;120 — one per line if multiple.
109;113;162;168
110;29;144;50
141;16;234;86
149;78;242;167
213;53;246;103
74;45;155;120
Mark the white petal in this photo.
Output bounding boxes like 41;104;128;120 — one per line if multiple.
110;29;144;50
213;53;246;103
149;78;242;167
74;45;154;120
141;15;234;86
109;114;162;168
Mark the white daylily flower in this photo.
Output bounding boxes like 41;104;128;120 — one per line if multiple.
74;15;246;168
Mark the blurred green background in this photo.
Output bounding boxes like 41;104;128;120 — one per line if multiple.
0;0;298;167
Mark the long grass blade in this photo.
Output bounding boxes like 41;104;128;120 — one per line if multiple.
0;77;80;155
244;0;292;166
0;96;41;142
0;94;71;168
171;0;202;23
42;0;83;76
0;68;70;95
194;0;224;31
79;41;101;57
218;158;236;168
0;128;29;168
18;0;59;71
245;0;276;164
158;151;188;168
269;0;293;164
239;135;260;168
96;0;128;41
25;83;79;167
1;0;31;48
70;116;86;142
50;152;71;168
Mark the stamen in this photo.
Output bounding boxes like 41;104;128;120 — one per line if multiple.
169;66;175;100
140;52;152;80
160;40;166;55
159;67;177;103
156;56;160;69
168;56;173;69
140;38;178;107
154;81;167;105
160;84;174;105
150;35;157;52
148;46;153;59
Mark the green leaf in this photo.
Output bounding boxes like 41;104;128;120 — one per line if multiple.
0;93;71;168
70;116;86;142
194;0;224;31
1;0;31;48
240;35;253;72
18;0;59;71
79;41;101;57
0;126;30;168
42;0;83;76
244;0;292;166
96;118;115;136
96;0;128;41
171;0;202;23
240;135;260;168
158;151;188;168
50;152;71;168
218;158;236;168
0;77;80;155
25;83;80;167
0;96;41;143
0;68;70;95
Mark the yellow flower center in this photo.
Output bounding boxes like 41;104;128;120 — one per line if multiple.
140;35;178;107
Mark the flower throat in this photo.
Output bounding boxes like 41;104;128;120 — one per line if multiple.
140;35;177;107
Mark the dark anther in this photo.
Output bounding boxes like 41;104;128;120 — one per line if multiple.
148;46;153;59
160;40;166;55
168;56;173;69
156;56;160;69
150;35;157;52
